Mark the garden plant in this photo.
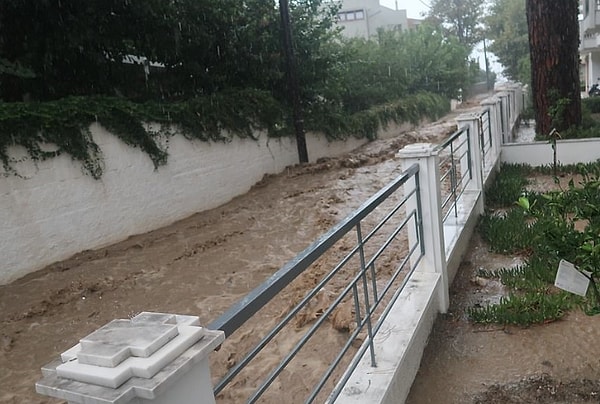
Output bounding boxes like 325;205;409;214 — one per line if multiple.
470;161;600;325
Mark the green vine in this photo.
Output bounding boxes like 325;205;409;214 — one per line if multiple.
0;91;448;179
0;89;285;179
307;92;449;140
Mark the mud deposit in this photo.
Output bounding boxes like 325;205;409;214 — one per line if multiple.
5;100;597;404
0;111;459;404
406;175;600;404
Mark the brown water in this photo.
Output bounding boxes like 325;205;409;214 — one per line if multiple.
0;116;458;403
406;174;600;404
5;101;596;404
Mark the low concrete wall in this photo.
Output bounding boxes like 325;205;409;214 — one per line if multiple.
333;271;441;404
334;85;524;403
1;122;416;285
502;138;600;166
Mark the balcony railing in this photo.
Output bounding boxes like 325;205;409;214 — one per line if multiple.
208;83;526;404
436;127;472;222
209;163;424;403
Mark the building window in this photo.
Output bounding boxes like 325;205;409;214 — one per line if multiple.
597;0;600;11
338;9;365;22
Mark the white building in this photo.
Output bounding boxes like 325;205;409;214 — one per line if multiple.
580;0;600;92
334;0;421;39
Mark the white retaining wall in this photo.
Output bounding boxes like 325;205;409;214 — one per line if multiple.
1;122;414;285
502;138;600;166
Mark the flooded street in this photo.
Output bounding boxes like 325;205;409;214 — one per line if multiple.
0;118;455;403
406;232;600;403
4;101;598;404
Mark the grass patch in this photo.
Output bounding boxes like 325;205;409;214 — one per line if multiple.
484;163;531;208
468;292;573;325
470;161;600;326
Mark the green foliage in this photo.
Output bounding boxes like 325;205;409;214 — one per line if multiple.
547;92;572;132
484;163;531;207
479;208;534;254
334;26;472;114
0;0;341;103
485;0;530;84
468;292;571;325
477;263;552;291
520;106;534;120
532;98;600;140
0;90;286;178
472;162;600;326
426;0;485;49
582;97;600;114
308;92;449;140
0;90;448;178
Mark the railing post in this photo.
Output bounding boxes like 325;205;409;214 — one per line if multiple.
36;312;224;404
513;84;524;116
497;91;511;143
522;84;529;112
397;143;449;312
456;114;484;183
480;96;502;162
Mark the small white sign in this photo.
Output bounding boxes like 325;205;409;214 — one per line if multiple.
554;259;590;297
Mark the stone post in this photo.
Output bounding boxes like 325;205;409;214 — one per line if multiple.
480;96;502;162
397;143;449;312
496;91;511;143
455;114;484;188
36;312;224;404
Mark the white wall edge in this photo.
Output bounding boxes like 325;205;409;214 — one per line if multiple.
502;137;600;166
1;121;418;285
331;271;441;404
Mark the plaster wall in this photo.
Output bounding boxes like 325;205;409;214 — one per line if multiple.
0;123;393;285
501;138;600;166
336;0;408;39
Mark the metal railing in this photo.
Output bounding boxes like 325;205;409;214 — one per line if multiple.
436;127;472;221
208;163;424;403
478;108;492;168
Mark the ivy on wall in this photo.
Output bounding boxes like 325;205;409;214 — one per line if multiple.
0;89;285;179
0;91;448;179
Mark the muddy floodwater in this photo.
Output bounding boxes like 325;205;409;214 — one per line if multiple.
0;112;455;403
406;232;600;403
407;172;600;404
3;103;600;403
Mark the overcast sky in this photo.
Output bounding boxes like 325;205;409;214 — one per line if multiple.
379;0;430;19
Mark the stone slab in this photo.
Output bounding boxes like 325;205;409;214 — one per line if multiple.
36;329;225;404
56;325;204;389
52;312;206;389
77;319;179;367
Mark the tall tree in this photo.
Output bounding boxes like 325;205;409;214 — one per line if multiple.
526;0;581;136
332;26;471;114
0;0;341;103
486;0;530;84
426;0;485;49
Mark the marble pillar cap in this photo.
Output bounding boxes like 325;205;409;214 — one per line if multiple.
36;312;224;403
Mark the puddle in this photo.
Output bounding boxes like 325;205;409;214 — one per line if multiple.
407;229;600;404
515;119;536;143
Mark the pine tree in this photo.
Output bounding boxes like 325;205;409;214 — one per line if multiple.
526;0;581;136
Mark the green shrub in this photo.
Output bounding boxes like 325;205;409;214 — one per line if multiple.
479;208;534;254
471;162;600;326
582;97;600;113
484;163;531;208
468;292;573;325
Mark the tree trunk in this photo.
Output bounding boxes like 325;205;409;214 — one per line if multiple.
526;0;581;137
